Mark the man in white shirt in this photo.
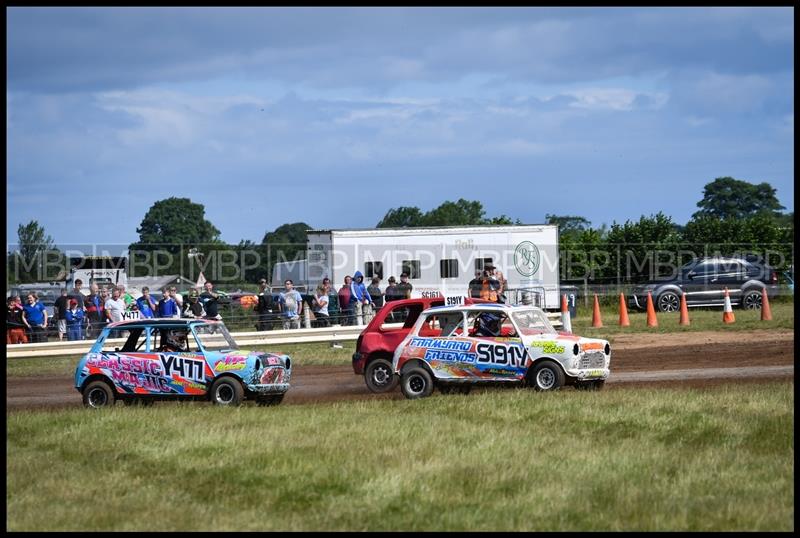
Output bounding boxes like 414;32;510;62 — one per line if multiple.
104;287;127;323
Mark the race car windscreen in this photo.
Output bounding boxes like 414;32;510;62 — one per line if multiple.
511;309;557;335
193;323;239;352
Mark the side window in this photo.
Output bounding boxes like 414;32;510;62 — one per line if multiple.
416;312;464;337
104;328;145;353
694;261;719;276
365;261;384;280
440;259;459;279
381;304;424;329
401;260;421;279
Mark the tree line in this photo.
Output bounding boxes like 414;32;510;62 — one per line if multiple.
7;177;794;286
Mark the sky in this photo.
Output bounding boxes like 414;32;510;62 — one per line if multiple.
6;6;795;250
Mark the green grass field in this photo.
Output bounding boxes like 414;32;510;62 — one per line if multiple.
6;302;794;378
6;382;794;531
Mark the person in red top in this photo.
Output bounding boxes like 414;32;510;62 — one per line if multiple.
7;296;28;344
338;275;353;325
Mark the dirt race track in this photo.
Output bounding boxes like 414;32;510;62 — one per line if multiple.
6;330;794;411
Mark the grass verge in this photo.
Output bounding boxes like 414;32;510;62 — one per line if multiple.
6;382;794;531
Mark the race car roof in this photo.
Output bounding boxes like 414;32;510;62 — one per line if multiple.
106;318;220;329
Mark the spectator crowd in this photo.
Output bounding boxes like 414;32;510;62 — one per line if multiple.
6;278;226;344
8;266;510;343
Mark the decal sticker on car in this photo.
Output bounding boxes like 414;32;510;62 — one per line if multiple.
529;341;566;354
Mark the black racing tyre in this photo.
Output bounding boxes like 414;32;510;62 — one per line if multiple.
82;380;116;409
529;361;565;392
656;291;680;313
741;289;763;310
400;367;435;400
123;398;154;407
364;358;399;393
256;394;285;406
210;377;244;406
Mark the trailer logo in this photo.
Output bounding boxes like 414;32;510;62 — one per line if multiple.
514;241;540;276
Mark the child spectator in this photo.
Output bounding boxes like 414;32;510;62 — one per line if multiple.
7;296;28;344
136;286;157;319
157;287;179;318
65;298;85;341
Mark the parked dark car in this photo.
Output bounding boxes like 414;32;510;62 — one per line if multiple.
629;256;780;312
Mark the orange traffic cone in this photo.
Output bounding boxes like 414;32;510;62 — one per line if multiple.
591;294;603;328
722;288;735;324
618;293;630;327
679;292;690;325
761;287;772;321
561;293;573;333
645;291;658;327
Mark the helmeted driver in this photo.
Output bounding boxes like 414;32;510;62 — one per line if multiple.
161;329;188;352
473;312;502;337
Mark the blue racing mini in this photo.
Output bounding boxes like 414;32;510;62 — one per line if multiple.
75;318;291;408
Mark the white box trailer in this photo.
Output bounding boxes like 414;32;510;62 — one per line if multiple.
305;225;560;310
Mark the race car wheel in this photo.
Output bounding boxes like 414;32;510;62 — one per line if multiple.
401;367;434;400
210;377;244;406
82;380;116;409
657;291;680;312
256;394;285;406
364;358;399;393
529;361;565;392
742;289;762;310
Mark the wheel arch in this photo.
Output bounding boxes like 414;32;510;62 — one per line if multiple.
525;356;570;384
400;358;436;377
80;373;116;393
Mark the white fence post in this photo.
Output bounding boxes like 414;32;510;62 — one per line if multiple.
355;302;363;326
303;302;312;329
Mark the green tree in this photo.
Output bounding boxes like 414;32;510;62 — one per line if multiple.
421;199;486;226
377;206;424;228
128;198;222;277
605;212;684;282
260;222;312;282
545;214;591;238
693;177;785;220
11;220;63;282
377;199;517;228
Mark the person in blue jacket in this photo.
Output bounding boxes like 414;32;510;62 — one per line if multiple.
349;271;373;317
65;299;85;341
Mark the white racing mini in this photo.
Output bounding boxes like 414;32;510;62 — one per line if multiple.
393;303;611;399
